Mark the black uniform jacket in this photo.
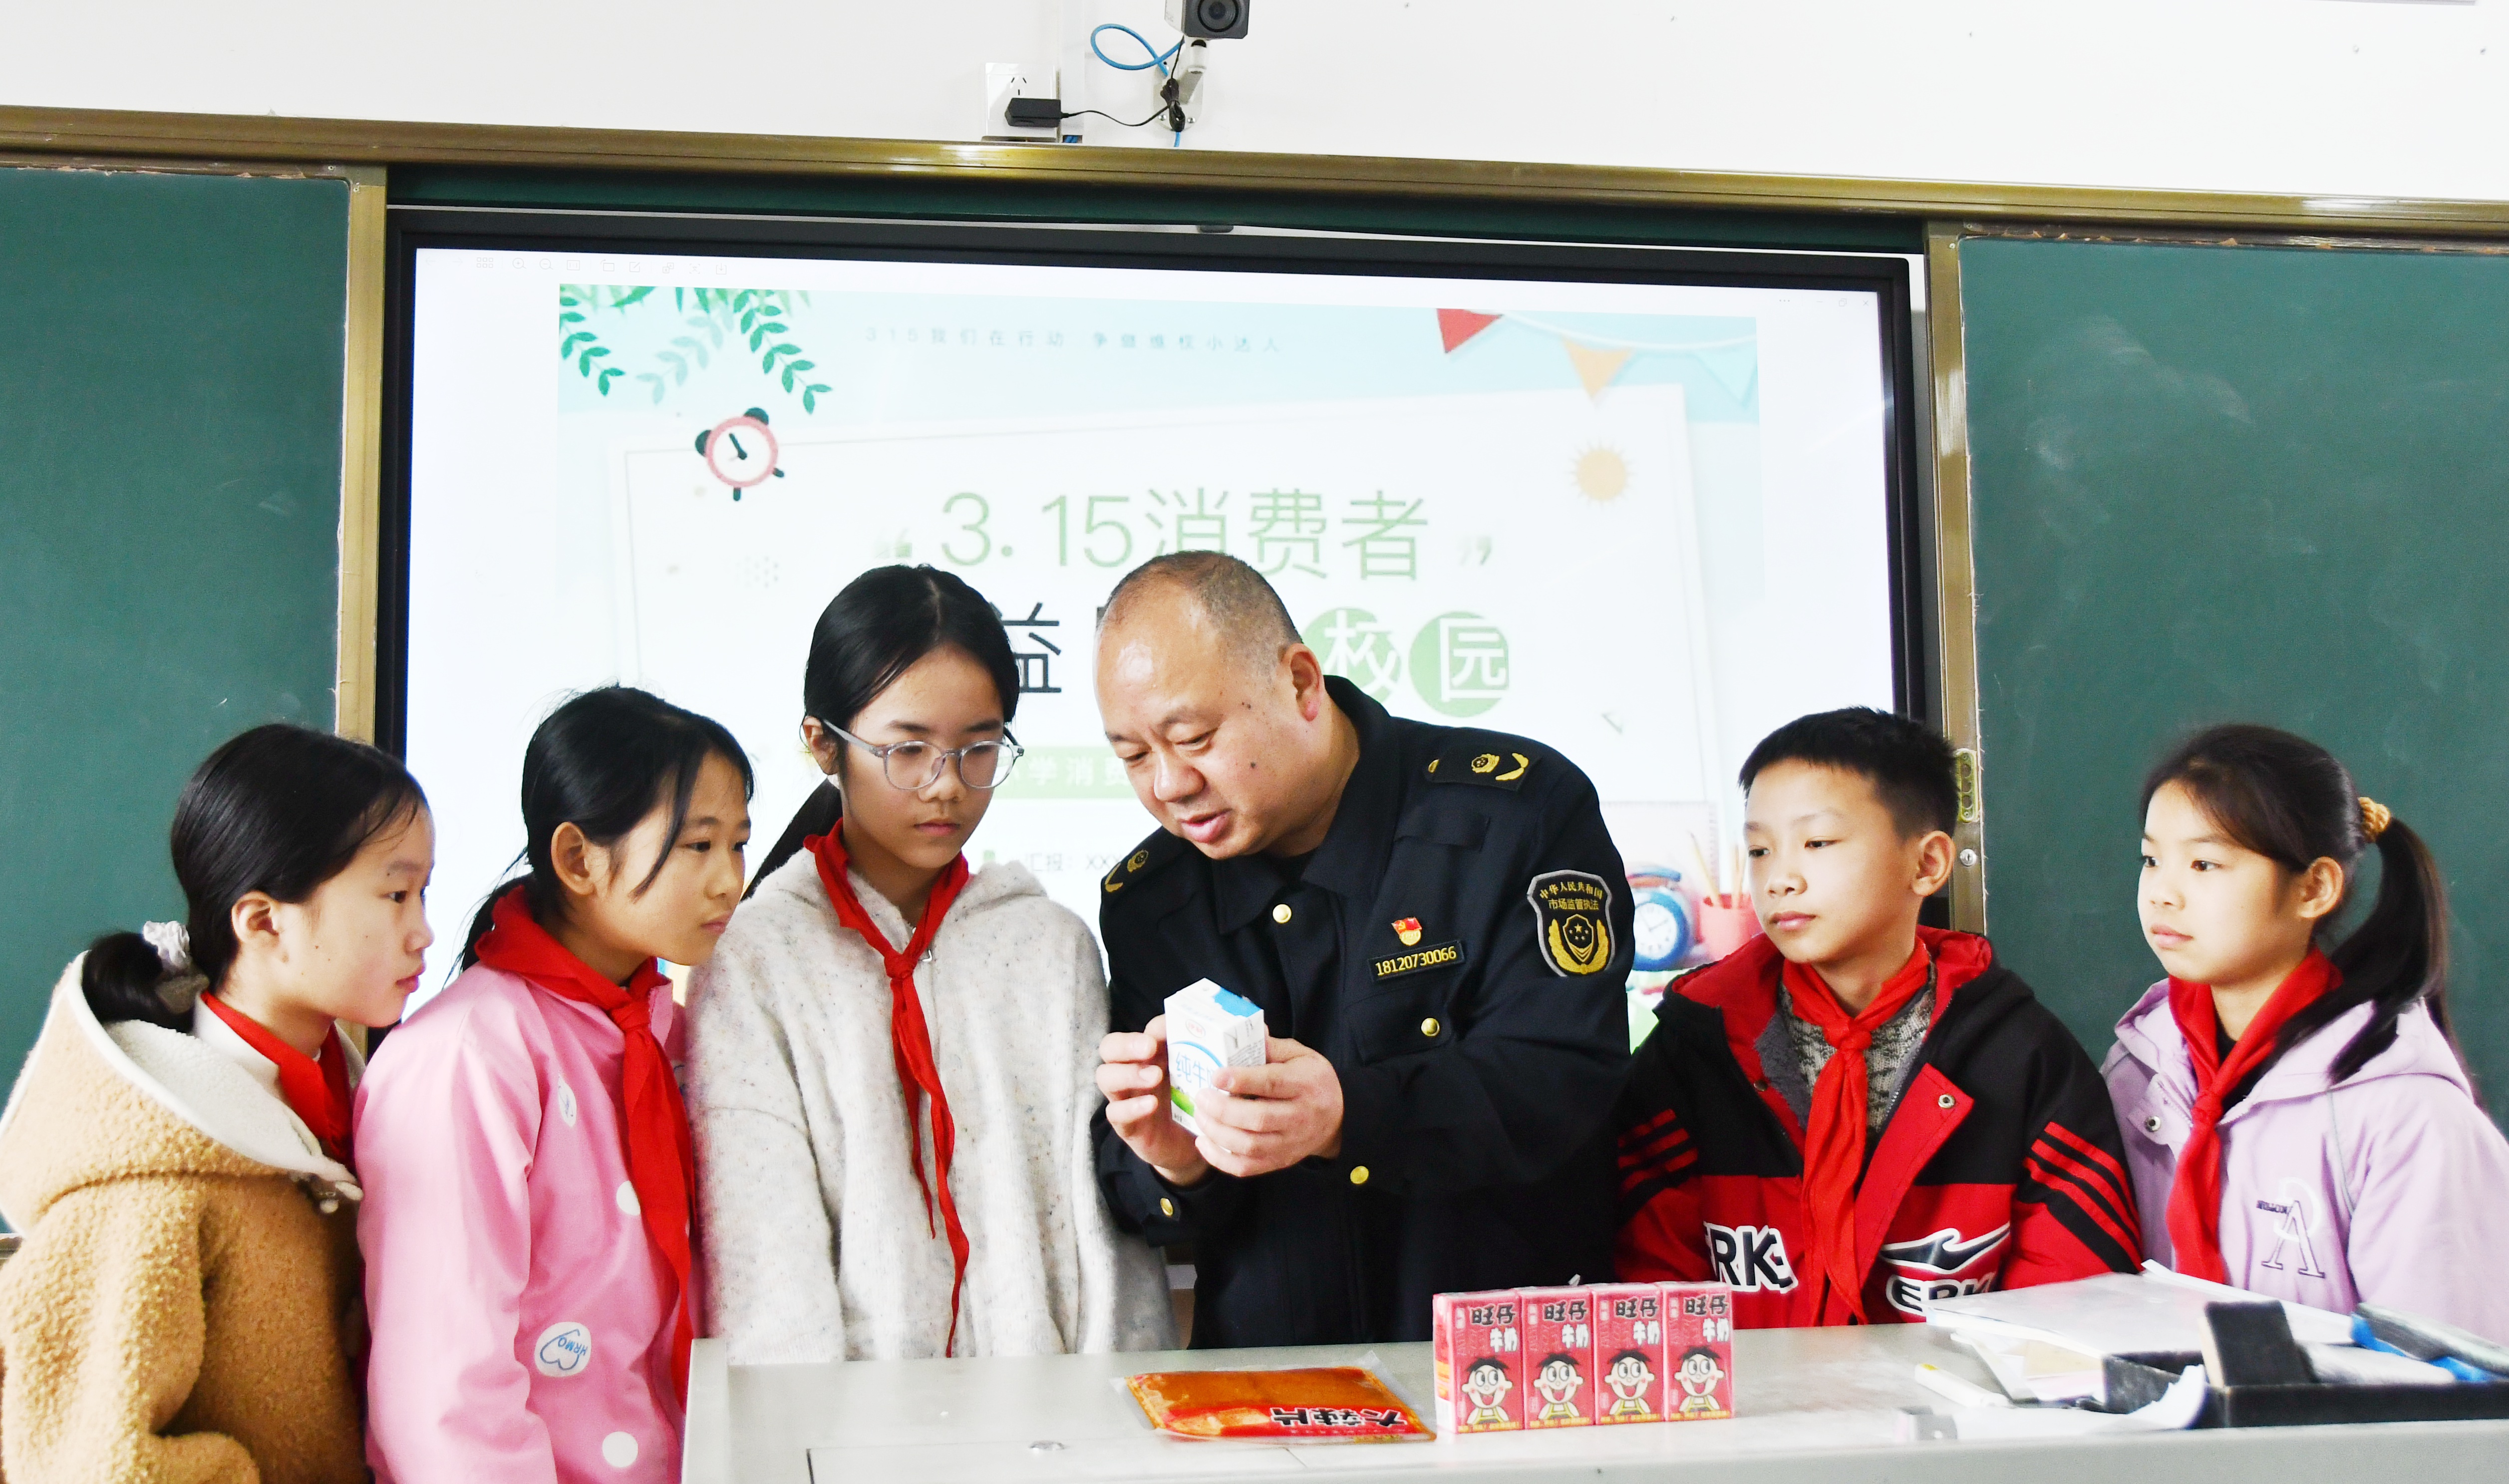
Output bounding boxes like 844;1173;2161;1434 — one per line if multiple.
1093;678;1634;1347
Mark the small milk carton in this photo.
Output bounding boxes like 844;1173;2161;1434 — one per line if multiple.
1431;1290;1524;1434
1659;1282;1735;1420
1589;1283;1670;1425
1517;1287;1596;1430
1163;979;1265;1136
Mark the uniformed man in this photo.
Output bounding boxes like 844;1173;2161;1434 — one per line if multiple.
1092;552;1633;1346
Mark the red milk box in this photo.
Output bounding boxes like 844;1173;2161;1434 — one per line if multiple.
1588;1283;1670;1424
1431;1290;1524;1434
1659;1281;1736;1420
1517;1286;1597;1429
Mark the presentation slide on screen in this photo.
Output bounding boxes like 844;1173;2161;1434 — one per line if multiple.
404;248;1896;1005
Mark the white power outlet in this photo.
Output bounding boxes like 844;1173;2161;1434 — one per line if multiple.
982;61;1060;143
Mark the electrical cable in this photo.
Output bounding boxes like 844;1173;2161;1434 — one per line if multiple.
1090;23;1179;76
1058;105;1175;129
1085;21;1189;144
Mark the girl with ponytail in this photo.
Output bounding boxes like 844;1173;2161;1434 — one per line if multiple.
0;723;431;1483
355;685;751;1484
2108;723;2509;1341
682;565;1171;1364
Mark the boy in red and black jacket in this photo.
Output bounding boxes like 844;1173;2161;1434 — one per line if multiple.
1617;708;2139;1326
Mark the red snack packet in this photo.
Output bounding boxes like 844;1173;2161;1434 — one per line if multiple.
1660;1281;1735;1420
1126;1367;1432;1441
1589;1283;1670;1425
1517;1286;1596;1429
1432;1289;1523;1434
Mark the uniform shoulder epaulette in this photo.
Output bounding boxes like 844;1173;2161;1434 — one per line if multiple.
1101;830;1188;899
1422;732;1542;793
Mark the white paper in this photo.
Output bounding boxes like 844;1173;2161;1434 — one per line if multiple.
1924;1270;2353;1358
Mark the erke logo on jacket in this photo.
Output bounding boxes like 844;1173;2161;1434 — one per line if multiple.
1877;1224;2010;1317
1704;1222;1798;1293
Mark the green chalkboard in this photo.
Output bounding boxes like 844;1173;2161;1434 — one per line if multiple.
1963;235;2509;1129
0;168;348;1099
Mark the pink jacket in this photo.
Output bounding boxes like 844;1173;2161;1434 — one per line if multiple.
2106;980;2509;1343
355;964;683;1483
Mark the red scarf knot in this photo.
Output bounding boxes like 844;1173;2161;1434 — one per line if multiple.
2162;949;2338;1283
472;886;698;1397
198;991;356;1170
804;830;974;1357
1777;940;1935;1323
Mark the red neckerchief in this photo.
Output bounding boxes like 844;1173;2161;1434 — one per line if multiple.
1777;940;1934;1323
472;886;696;1396
804;829;974;1355
198;991;355;1169
2164;949;2338;1282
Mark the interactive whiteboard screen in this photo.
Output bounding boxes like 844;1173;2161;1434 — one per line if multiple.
401;244;1903;1001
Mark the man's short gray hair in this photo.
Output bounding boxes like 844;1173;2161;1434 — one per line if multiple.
1098;551;1302;669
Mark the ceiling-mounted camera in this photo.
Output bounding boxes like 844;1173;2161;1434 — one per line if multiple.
1165;0;1249;40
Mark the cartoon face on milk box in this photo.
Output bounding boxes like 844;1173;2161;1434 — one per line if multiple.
1517;1287;1595;1429
1432;1282;1735;1437
1431;1290;1523;1433
1663;1281;1735;1420
1588;1283;1668;1424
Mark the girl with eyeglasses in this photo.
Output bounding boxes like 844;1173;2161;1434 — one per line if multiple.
684;565;1173;1362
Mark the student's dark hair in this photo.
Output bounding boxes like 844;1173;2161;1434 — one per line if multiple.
461;686;754;966
83;724;428;1030
750;565;1020;890
2141;723;2452;1083
1738;706;1959;839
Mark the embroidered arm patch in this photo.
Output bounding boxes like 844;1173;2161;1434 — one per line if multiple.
1527;870;1614;976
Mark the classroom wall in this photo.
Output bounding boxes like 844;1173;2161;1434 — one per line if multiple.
2;1;2508;200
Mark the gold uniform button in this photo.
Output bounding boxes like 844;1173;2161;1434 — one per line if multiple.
1349;1166;1370;1186
1159;1197;1176;1217
1420;1017;1441;1038
1271;903;1293;924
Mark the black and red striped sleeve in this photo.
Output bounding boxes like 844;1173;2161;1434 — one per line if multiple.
1619;1105;1698;1212
1612;1015;1714;1282
2003;1023;2143;1286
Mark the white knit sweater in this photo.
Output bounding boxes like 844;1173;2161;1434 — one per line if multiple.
682;851;1175;1363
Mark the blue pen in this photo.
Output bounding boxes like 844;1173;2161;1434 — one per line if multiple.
2351;1313;2506;1383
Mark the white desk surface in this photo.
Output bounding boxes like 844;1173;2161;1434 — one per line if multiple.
684;1325;2509;1484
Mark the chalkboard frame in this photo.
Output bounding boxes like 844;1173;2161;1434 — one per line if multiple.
370;209;1934;809
11;104;2509;242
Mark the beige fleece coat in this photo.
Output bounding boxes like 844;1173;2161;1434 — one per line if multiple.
0;959;367;1484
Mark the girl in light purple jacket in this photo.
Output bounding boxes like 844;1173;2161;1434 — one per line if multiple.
2107;723;2509;1344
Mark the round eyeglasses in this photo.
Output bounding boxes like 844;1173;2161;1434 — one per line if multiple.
823;723;1023;791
